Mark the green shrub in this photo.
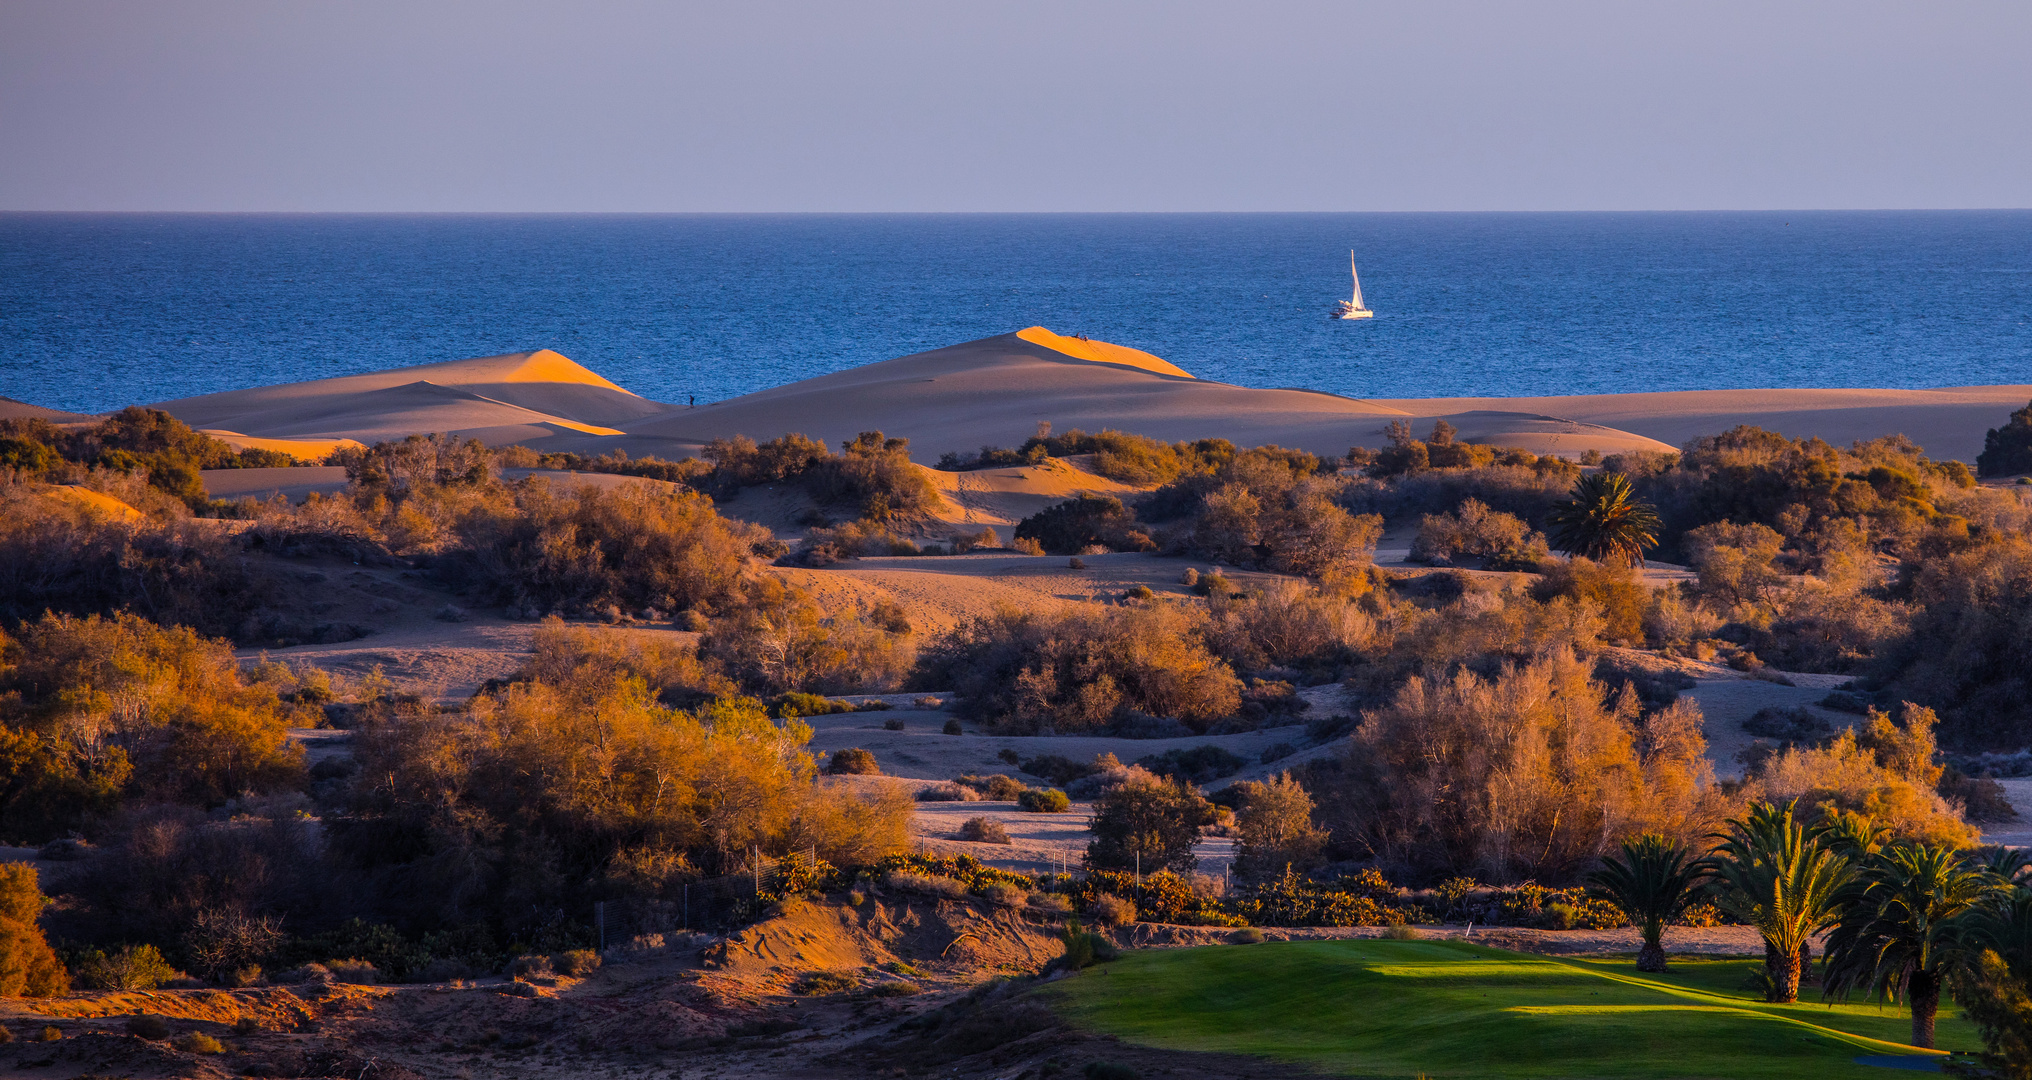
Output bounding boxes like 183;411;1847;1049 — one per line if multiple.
1018;788;1070;813
73;943;174;991
792;970;857;995
827;748;880;775
772;691;855;718
1228;927;1266;944
1014;495;1153;556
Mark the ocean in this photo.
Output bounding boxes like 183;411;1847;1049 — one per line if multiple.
3;211;2029;415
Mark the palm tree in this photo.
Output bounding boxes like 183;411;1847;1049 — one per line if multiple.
1585;834;1703;972
1707;802;1853;1003
1545;472;1661;567
1823;845;1998;1049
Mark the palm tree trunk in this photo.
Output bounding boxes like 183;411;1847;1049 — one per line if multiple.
1764;940;1801;1003
1909;970;1940;1050
1798;940;1812;985
1637;922;1666;973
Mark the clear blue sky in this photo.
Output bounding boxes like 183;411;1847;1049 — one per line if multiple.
3;0;2027;211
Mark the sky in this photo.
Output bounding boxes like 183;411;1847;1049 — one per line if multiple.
2;0;2028;212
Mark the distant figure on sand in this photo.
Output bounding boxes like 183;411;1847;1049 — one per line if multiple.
689;395;695;408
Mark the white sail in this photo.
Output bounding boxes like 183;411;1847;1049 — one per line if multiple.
1349;251;1366;310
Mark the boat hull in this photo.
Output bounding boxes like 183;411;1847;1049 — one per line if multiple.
1334;308;1374;320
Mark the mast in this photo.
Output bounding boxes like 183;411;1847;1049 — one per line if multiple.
1349;250;1366;310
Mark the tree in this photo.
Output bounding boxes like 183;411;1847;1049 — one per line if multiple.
1545;472;1660;567
1822;844;1997;1049
1950;887;2032;1076
1707;802;1853;1003
1085;774;1214;874
1585;834;1703;972
1232;773;1327;879
0;864;67;997
1977;399;2032;478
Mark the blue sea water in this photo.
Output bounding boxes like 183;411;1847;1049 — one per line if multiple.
2;211;2029;416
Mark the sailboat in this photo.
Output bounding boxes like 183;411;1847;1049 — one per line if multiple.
1331;251;1374;320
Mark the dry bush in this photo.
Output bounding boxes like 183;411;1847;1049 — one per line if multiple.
72;943;172;991
1204;579;1381;674
1682;521;1786;605
352;672;910;927
915;604;1241;735
883;871;969;899
1532;558;1649;645
1740;702;1975;847
552;949;600;976
324;958;379;984
0;612;304;839
1085;774;1213;873
443;480;769;614
1013;496;1153;556
520;619;734;706
956;817;1012;845
699;588;914;695
915;782;979;802
826;748;879;775
1086;894;1136;927
1324;650;1727;882
0;478;276;639
1877;535;2032;747
1410;498;1545;568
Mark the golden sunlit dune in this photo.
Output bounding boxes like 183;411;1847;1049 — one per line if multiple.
200;430;365;462
40;486;144;521
1014;326;1195;379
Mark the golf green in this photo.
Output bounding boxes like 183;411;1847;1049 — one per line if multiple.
1044;939;1978;1078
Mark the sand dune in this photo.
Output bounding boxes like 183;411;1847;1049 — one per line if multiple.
620;331;1414;461
200;430;363;462
153;349;659;445
83;332;2029;467
1372;386;2032;463
0;396;97;423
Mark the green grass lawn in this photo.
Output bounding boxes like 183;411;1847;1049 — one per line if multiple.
1043;939;1980;1079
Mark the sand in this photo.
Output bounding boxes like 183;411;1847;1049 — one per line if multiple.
109;330;2026;467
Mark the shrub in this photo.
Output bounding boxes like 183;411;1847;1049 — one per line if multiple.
915;605;1241;735
793;970;857;995
1136;746;1247;784
552;949;600;977
1018;788;1071;813
772;692;856;718
1381;923;1422;940
176;1032;227;1054
1086;895;1136;927
916;782;980;802
1085;775;1213;872
1014;496;1154;556
957;817;1012;845
981;881;1030;906
869;980;922;997
943;718;963;735
1411;498;1544;568
232;1017;261;1036
883;717;906;731
125;1014;172;1040
1228;927;1267;944
828;748;880;775
73;943;172;992
36;1026;59;1042
883;871;969;899
325;958;380;984
1231;774;1328;880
